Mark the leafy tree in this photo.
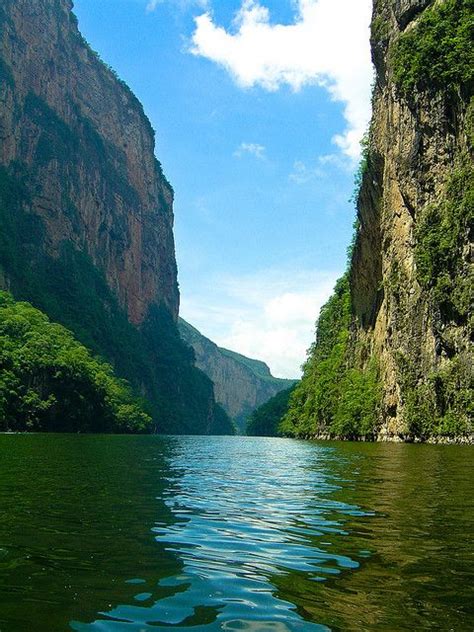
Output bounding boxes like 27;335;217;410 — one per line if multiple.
0;292;151;433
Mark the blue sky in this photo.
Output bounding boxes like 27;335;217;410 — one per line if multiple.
73;0;373;378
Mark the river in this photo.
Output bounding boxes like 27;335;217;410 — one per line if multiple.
0;435;472;631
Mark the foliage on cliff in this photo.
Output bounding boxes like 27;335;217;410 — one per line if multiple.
210;403;236;436
0;0;231;436
396;351;473;438
280;276;381;439
246;386;295;437
278;0;473;441
415;156;474;325
392;0;474;94
0;292;151;433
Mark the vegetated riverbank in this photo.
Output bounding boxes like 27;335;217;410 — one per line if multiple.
304;432;474;445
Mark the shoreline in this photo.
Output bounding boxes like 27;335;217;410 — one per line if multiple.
301;432;474;446
2;431;473;445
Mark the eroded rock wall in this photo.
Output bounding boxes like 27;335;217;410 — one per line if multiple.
0;0;178;324
352;0;473;436
0;0;230;433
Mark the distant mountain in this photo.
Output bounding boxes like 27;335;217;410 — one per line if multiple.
179;319;296;433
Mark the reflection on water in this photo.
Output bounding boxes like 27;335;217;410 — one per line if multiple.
0;435;472;631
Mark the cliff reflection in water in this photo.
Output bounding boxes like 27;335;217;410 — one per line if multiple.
274;442;474;630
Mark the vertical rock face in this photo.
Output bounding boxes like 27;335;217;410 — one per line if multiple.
353;0;473;437
0;0;178;324
0;0;231;433
283;0;472;440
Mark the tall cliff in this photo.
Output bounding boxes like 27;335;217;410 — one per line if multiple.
0;0;232;434
179;319;295;432
283;0;473;441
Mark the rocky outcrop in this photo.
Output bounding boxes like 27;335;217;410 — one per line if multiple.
179;319;295;432
0;0;230;433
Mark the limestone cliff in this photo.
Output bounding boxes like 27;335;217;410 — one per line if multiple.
179;319;295;432
0;0;231;434
284;0;473;441
0;0;178;324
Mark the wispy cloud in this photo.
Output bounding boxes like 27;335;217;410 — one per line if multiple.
146;0;161;12
233;142;266;159
180;266;340;378
289;160;325;184
146;0;209;13
290;152;352;184
191;0;373;159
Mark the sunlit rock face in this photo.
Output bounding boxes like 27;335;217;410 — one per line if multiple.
350;0;473;436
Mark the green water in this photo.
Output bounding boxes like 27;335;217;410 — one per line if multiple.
0;435;472;631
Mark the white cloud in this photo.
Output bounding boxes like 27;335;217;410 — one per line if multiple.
180;267;340;378
234;142;266;159
289;159;324;184
191;0;373;159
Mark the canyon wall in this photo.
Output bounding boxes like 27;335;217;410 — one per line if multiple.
283;0;473;440
179;319;295;432
0;0;232;434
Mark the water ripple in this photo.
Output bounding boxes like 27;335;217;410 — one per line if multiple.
72;437;366;631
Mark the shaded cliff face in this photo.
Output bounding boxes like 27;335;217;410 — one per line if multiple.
0;0;178;325
179;319;295;432
283;0;472;440
0;0;230;434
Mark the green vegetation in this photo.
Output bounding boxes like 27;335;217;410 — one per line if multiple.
211;403;236;436
246;386;296;437
414;157;474;325
0;292;151;433
24;93;78;165
350;131;370;205
392;0;474;95
397;352;473;438
280;276;381;439
371;14;390;44
0;58;14;89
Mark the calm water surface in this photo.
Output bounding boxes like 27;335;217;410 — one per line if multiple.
0;435;472;631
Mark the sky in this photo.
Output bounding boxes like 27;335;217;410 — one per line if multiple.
73;0;374;378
